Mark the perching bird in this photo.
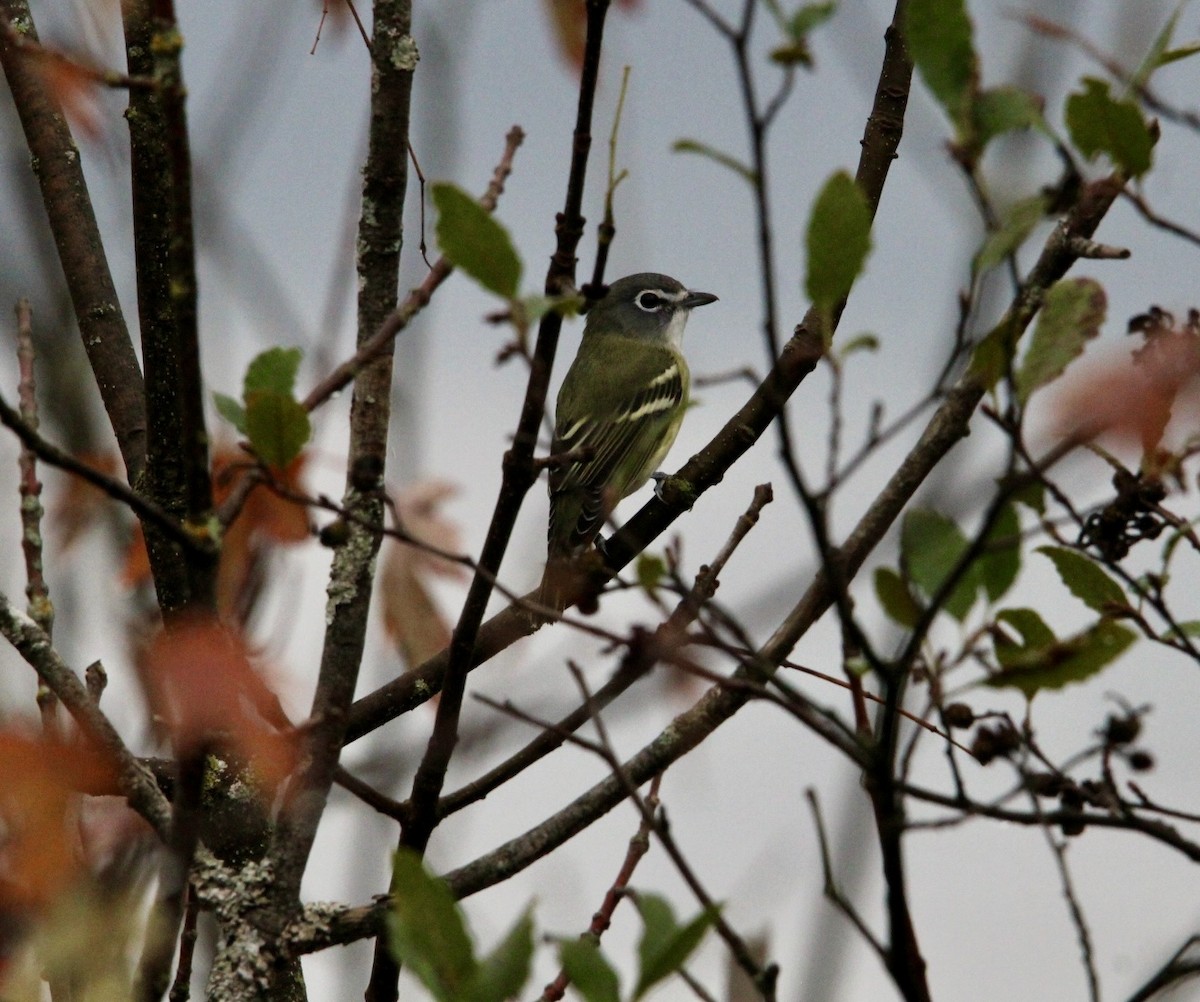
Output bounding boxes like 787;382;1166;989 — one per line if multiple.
543;272;718;608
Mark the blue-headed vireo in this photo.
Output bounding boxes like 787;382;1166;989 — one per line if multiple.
542;272;718;609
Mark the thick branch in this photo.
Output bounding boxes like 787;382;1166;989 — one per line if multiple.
0;2;147;477
122;0;215;613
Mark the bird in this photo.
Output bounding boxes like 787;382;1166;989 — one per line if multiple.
542;272;718;610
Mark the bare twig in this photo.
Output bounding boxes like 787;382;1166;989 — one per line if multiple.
541;775;662;1002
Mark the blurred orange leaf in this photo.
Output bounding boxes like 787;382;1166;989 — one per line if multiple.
1049;326;1200;454
543;0;641;69
138;615;299;791
121;448;311;618
33;50;104;139
380;481;465;670
0;729;115;909
51;452;123;555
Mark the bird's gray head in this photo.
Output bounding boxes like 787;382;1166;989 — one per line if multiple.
585;273;718;348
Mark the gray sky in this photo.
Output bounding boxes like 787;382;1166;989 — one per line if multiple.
3;0;1200;998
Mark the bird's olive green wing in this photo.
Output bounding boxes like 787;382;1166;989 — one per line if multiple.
549;339;687;554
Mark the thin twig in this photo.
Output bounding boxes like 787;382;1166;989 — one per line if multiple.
541;775;662;1002
0;391;205;552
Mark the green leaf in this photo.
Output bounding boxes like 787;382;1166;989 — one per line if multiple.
213;391;247;434
978;503;1021;603
900;508;976;621
1011;481;1046;515
1015;278;1107;404
636;553;666;595
904;0;977;132
874;566;922;628
559;939;621;1002
244;391;311;469
467;910;534;1002
805;170;872;319
984;619;1136;698
433;181;522;298
1037;545;1127;613
996;607;1057;651
672;139;758;186
789;1;837;38
386;849;477;1002
973;194;1048;276
633;896;718;1001
244;346;303;397
1162;620;1200;641
1133;2;1183;88
1065;77;1155;178
837;332;880;359
973;86;1043;148
968;313;1022;390
1157;41;1200;68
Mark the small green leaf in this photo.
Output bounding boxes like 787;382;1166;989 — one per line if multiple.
900;508;976;621
837;332;880;359
805;170;872;320
387;849;477;1002
996;607;1057;651
672;140;758;186
1065;77;1155;178
968;312;1023;391
978;503;1021;603
905;0;977;132
789;1;837;38
973;194;1048;276
1133;4;1183;88
467;910;534;1002
244;346;303;397
433;182;522;298
1037;545;1127;613
874;566;922;628
213;391;246;434
244;391;311;469
633;895;718;1001
1163;620;1200;641
559;939;621;1002
1011;481;1046;515
1016;278;1107;404
985;619;1136;698
636;553;666;595
1157;41;1200;68
973;86;1043;148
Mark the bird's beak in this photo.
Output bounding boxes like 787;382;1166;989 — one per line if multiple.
682;290;718;310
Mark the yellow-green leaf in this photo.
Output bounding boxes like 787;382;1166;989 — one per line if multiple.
985;619;1136;698
213;391;246;434
905;0;977;133
874;566;922;628
1037;545;1127;613
559;940;620;1002
1065;77;1155;178
672;139;758;186
244;390;311;469
1016;278;1106;404
633;895;719;1001
805;170;872;320
387;849;477;1002
433;182;522;299
244;345;303;397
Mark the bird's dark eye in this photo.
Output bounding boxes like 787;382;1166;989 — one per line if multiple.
636;291;665;312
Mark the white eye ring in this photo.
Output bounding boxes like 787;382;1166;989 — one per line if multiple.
636;291;667;312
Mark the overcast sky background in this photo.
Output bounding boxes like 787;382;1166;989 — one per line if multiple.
3;0;1200;999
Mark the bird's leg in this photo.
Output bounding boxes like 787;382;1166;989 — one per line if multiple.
650;471;669;500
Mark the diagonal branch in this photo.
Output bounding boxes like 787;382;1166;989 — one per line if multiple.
0;1;147;478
